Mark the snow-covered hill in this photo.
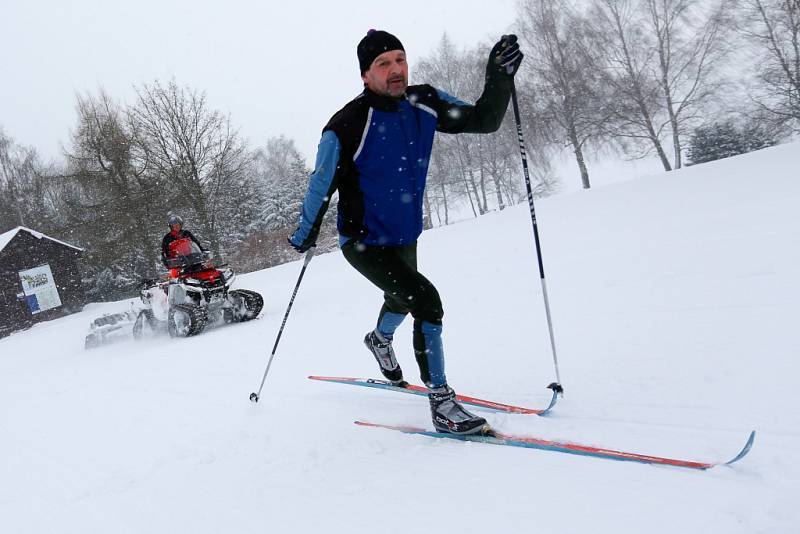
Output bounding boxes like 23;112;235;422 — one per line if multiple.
2;143;798;533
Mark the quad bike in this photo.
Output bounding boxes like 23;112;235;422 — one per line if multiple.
132;238;264;339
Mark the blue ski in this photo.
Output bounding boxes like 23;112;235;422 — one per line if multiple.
355;421;756;470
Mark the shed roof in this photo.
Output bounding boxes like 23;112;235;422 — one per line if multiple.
0;226;85;253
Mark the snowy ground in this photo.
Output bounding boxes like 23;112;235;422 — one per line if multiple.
2;143;798;533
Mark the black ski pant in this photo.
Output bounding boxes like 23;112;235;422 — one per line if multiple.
341;240;445;386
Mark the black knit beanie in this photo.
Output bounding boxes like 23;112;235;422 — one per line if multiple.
357;30;405;73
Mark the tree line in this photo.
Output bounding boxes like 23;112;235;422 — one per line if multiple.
417;0;796;209
1;0;797;300
1;81;315;300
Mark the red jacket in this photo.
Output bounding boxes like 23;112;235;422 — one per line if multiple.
161;229;205;266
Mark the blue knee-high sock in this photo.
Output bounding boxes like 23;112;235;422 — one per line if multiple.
377;311;407;340
421;321;446;388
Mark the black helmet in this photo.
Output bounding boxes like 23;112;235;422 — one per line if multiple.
168;214;184;228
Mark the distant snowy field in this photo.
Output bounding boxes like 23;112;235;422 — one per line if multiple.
2;143;798;533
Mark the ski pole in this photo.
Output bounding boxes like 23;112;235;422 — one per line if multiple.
249;247;315;403
509;80;564;396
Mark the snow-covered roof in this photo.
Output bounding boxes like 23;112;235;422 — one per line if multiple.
0;226;85;254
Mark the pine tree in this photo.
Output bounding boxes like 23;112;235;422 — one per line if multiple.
250;136;310;233
687;119;779;165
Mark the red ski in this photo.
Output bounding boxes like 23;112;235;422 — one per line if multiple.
309;375;557;415
355;421;755;470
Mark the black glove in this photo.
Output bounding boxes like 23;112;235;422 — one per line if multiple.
488;34;523;77
287;235;314;254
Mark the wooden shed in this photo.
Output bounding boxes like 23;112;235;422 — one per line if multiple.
0;226;86;338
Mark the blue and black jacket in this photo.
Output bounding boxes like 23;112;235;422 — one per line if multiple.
290;76;513;249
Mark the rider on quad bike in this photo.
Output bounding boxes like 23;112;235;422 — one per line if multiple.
162;214;206;277
133;215;264;338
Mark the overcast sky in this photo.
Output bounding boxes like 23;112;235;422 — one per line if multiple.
1;0;518;164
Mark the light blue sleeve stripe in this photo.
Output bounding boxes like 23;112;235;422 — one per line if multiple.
435;88;471;107
291;130;341;246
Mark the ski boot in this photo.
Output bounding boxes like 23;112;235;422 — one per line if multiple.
364;330;406;385
429;385;489;435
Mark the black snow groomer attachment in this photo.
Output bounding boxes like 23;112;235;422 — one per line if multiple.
137;238;264;338
84;310;140;349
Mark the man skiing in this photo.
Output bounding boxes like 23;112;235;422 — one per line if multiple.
161;214;206;276
289;30;523;435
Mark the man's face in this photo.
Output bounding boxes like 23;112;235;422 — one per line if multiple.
171;223;182;233
361;50;408;98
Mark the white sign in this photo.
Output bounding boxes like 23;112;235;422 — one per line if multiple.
19;264;62;314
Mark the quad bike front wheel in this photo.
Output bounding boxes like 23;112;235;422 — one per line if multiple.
133;309;162;339
84;333;100;349
168;304;207;337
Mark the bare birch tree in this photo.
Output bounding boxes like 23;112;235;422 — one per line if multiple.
415;34;482;220
416;34;542;222
642;0;729;169
737;0;800;130
589;0;675;170
517;0;610;189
